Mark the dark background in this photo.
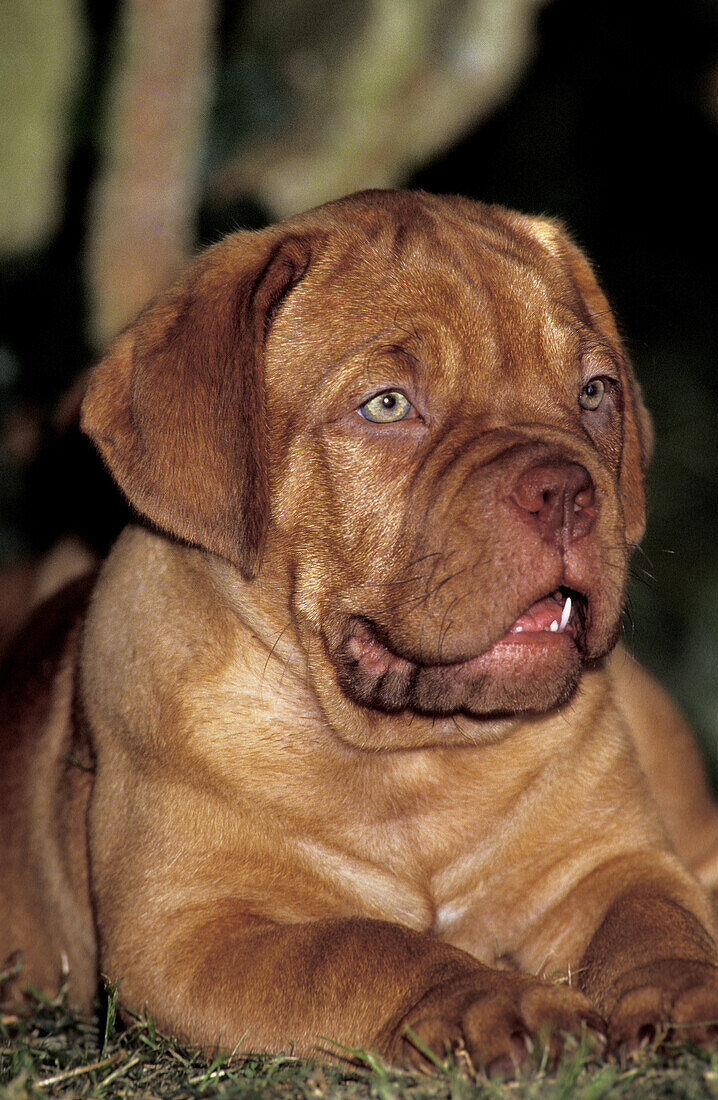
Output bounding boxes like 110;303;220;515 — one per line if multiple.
1;0;717;768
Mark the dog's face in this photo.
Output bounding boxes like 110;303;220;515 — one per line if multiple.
82;190;651;749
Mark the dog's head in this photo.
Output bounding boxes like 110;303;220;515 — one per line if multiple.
82;190;651;748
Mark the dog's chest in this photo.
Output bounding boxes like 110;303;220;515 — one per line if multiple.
283;778;532;962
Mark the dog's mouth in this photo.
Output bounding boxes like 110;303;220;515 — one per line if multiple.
333;588;590;717
493;587;587;646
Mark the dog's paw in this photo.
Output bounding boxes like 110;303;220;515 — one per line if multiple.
379;973;604;1076
606;960;718;1050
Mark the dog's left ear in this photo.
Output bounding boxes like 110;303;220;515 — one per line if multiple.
555;233;654;546
81;231;313;578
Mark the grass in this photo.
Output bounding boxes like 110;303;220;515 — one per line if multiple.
3;985;718;1099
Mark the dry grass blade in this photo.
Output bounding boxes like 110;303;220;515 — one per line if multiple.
35;1049;126;1088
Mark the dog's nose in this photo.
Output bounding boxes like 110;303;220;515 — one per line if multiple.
510;462;596;544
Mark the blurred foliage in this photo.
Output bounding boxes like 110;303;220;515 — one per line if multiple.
0;0;717;763
210;0;546;216
0;0;86;253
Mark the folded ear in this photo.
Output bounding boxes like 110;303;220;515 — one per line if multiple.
81;231;313;577
555;232;653;546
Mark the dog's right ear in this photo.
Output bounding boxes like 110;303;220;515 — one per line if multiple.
81;231;313;578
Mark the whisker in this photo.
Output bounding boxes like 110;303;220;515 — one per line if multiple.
349;575;430;591
628;567;657;590
437;593;464;661
632;543;657;571
405;550;444;569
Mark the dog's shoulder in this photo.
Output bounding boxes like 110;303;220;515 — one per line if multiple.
609;644;718;878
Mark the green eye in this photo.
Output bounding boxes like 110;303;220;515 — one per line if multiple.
579;378;606;411
359;391;413;423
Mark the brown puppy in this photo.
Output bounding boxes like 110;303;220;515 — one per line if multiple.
3;189;718;1072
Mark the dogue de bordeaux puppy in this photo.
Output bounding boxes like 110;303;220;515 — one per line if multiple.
4;189;718;1073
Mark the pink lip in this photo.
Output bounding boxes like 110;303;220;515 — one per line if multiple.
495;591;576;644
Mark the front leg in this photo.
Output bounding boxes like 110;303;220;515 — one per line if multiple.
580;887;718;1048
102;904;601;1072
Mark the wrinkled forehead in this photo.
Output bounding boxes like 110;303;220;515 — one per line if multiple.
266;204;599;400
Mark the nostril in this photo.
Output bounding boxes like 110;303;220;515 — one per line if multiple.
511;462;595;544
575;484;595;511
525;487;557;516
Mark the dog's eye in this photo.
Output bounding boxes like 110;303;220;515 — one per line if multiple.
579;378;606;411
359;391;413;423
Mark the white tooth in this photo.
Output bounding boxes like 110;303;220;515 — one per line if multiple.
549;620;559;632
559;596;572;632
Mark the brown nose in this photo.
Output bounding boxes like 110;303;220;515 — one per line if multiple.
510;462;596;544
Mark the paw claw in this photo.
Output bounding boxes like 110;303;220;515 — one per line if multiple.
607;966;718;1052
386;971;610;1073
